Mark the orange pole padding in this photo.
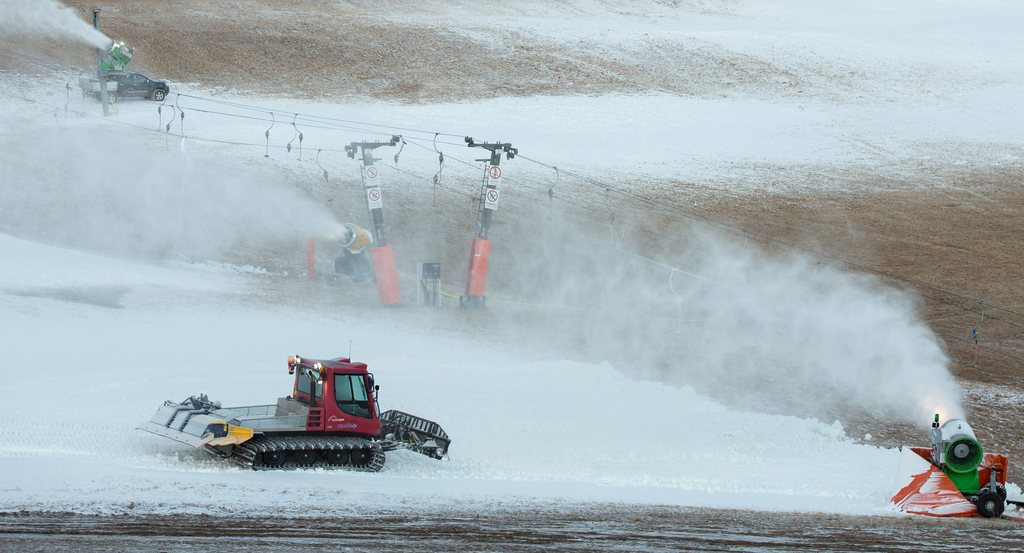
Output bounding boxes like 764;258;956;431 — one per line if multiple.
464;237;491;298
306;237;316;279
370;244;401;305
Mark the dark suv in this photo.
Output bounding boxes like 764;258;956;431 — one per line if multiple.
106;72;170;101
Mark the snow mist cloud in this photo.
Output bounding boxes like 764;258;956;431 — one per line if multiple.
2;0;112;50
499;213;963;428
0;127;346;262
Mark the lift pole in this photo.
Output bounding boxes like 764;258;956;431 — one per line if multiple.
91;7;109;116
460;137;517;308
345;136;401;305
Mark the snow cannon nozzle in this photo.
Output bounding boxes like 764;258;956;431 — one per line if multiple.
931;418;984;474
337;224;356;249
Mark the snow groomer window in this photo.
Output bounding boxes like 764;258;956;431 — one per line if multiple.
297;370;312;396
335;374;371;418
296;368;323;398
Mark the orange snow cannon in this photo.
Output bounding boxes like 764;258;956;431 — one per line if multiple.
891;415;1020;517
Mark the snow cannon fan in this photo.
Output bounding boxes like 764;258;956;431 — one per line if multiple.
891;415;1016;518
930;416;984;494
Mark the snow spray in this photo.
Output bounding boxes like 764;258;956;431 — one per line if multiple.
2;0;113;50
665;231;964;425
0;127;345;261
504;216;964;428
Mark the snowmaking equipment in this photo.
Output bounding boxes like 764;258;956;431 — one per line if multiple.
77;40;133;94
138;355;451;470
891;415;1022;517
460;137;517;308
99;40;134;72
346;137;402;305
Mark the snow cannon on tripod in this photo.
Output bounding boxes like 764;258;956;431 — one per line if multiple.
891;415;1022;518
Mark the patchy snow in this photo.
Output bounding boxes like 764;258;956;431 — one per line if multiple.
7;75;1024;198
0;0;1021;520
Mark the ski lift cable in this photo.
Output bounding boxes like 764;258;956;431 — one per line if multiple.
174;93;464;139
936;329;1024;365
11;87;1024;326
171;105;364;134
377;162;475;200
514;153;1024;325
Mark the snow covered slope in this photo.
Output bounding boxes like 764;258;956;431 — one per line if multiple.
0;0;1020;519
0;233;901;515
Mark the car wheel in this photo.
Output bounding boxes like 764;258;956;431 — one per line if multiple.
152;89;166;102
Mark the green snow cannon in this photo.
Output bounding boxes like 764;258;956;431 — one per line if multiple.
100;41;134;72
930;415;984;494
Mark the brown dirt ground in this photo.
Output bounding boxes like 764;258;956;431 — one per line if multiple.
3;506;1024;552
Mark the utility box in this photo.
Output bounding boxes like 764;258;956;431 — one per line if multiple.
417;262;442;307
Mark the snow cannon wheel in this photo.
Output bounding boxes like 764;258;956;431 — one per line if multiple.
261;450;289;467
350;448;373;466
976;489;1005;518
326;449;351;466
293;449;318;466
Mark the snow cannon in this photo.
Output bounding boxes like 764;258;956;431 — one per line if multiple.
891;414;1014;518
931;417;984;493
100;41;134;72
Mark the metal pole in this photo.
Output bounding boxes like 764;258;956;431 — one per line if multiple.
345;137;402;305
460;138;516;307
92;8;109;116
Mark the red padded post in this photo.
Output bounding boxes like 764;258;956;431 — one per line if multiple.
370;244;400;305
464;237;491;302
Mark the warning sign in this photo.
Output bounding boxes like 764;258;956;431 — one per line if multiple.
484;187;500;210
366;187;383;209
488;165;502;180
365;166;378;179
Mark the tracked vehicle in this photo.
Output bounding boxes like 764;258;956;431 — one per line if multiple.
139;355;450;471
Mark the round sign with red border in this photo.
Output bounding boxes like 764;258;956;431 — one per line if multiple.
488;165;501;180
484;188;500;210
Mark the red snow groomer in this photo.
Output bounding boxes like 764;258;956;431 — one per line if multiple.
891;415;1021;517
139;355;450;471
